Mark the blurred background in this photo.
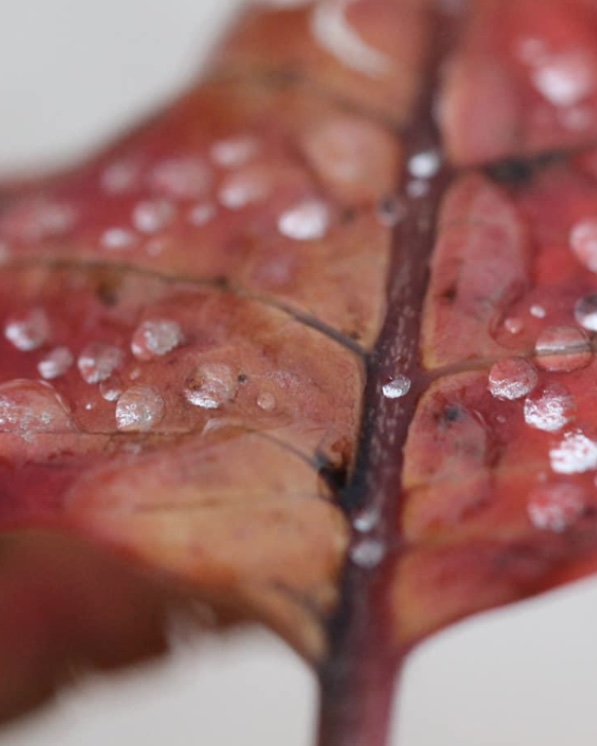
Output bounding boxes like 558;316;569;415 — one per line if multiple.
0;1;595;744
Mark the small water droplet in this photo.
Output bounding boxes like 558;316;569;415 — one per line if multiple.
529;304;546;319
101;227;138;251
408;150;441;179
99;375;123;402
187;202;217;227
574;293;597;331
528;482;586;532
185;363;238;409
0;379;73;434
488;358;538;401
504;317;524;335
218;168;271;209
4;308;50;351
376;195;405;227
148;157;211;200
382;375;411;399
524;384;575;432
132;199;176;233
277;199;330;241
352;506;380;533
37;346;73;380
406;179;430;198
350;538;386;569
550;430;597;474
534;325;592;371
15;200;76;241
101;160;140;194
77;343;124;384
131;319;184;361
256;391;277;412
210;136;260;168
115;384;165;432
570;218;597;271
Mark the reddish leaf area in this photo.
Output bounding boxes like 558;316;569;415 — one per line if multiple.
1;1;597;744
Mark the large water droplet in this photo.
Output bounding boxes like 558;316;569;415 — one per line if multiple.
382;375;411;399
408;150;441;179
4;308;50;351
277;199;330;241
534;325;592;372
531;50;595;107
527;482;586;532
570;218;597;271
523;384;575;432
132;199;176;233
77;343;124;384
488;358;538;400
0;379;73;434
550;430;597;474
37;346;73;380
185;363;238;410
115;385;165;432
131;319;184;361
574;293;597;331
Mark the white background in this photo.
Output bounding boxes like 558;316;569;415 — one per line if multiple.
0;1;595;744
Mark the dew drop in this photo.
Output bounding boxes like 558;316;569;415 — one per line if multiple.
523;384;575;432
531;50;595;108
382;375;411;399
100;227;138;251
550;430;597;474
406;179;430;198
376;195;405;227
187;202;217;227
574;293;597;331
131;319;184;361
77;343;124;384
148;157;211;200
0;379;73;434
350;538;386;569
210;136;260;168
132;199;176;233
570;218;597;271
256;391;277;412
4;308;50;351
352;506;380;533
408;150;441;179
115;385;165;432
278;199;330;241
218;168;271;210
37;346;73;380
488;358;538;401
99;375;123;402
503;317;524;335
534;325;592;371
101;160;140;194
529;304;546;319
527;482;586;532
185;363;238;410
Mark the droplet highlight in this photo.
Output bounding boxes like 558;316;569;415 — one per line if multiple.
382;375;411;400
116;385;165;432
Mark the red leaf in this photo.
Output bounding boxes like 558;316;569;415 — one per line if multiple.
1;1;597;744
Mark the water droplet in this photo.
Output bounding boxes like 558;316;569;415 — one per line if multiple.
530;50;595;107
408;150;441;179
37;346;73;380
256;391;277;412
101;160;140;194
148;157;211;200
210;136;260;168
574;293;597;331
77;343;124;384
350;538;386;569
376;195;405;227
524;384;575;432
100;227;138;251
0;379;73;434
529;304;546;319
185;363;238;409
527;483;586;532
534;325;592;371
406;179;430;198
278;199;330;241
99;375;123;402
570;218;597;271
132;199;176;233
352;506;380;533
4;308;50;351
488;358;538;400
131;319;184;361
382;375;411;399
218;168;271;210
14;200;76;241
504;317;524;335
187;202;217;227
115;385;165;432
550;430;597;474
